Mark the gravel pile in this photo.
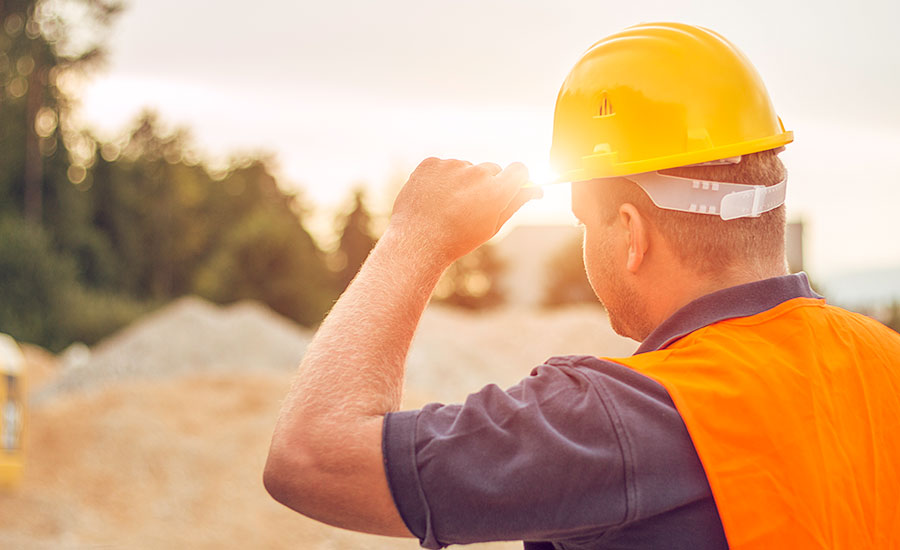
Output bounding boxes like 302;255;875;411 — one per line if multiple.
33;297;312;404
35;297;635;407
405;304;637;407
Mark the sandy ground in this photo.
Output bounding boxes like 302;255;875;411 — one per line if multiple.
0;298;636;549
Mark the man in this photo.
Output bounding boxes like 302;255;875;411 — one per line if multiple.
265;23;900;549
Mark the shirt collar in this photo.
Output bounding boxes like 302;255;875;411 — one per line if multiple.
635;272;823;354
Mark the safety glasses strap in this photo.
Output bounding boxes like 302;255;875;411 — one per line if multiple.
624;172;786;221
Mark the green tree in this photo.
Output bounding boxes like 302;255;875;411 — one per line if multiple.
88;114;339;327
84;114;219;298
0;0;139;349
433;244;506;310
0;217;77;348
193;204;335;327
1;1;340;347
334;189;377;292
0;0;120;223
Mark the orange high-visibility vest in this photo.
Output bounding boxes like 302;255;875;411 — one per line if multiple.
608;297;900;549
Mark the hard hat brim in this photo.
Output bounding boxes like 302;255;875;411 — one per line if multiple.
554;130;793;184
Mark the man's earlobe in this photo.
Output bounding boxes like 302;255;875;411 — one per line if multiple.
619;204;648;274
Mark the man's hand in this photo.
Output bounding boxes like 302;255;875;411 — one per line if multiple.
390;158;542;264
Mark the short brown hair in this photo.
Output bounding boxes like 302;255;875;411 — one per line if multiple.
598;149;787;276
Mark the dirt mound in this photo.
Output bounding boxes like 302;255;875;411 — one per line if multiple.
34;297;312;403
2;370;519;549
1;372;427;549
19;344;59;392
404;304;637;407
2;301;636;548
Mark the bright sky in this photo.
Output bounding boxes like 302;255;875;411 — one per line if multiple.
74;0;900;279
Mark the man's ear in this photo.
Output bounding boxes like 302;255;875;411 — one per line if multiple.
617;203;649;274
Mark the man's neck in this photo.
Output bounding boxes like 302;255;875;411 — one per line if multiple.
638;262;788;341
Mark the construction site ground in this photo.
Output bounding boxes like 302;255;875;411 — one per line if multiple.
0;297;636;549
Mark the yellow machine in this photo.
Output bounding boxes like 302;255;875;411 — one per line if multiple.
0;333;25;488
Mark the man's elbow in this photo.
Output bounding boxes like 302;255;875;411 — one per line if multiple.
262;446;290;507
263;441;315;511
262;452;286;504
263;439;358;529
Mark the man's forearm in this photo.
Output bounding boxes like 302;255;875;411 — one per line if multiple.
283;226;448;423
264;224;448;531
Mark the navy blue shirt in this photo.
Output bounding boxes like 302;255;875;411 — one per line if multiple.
383;274;820;549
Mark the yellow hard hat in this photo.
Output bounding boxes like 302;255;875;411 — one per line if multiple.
550;22;793;182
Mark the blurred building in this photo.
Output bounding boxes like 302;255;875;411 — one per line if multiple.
823;266;900;312
495;225;582;308
496;220;808;309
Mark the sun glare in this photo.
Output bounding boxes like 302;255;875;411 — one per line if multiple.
506;157;576;231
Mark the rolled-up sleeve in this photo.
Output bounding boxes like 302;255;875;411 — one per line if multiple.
383;356;636;548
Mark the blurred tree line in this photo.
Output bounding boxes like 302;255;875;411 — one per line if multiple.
0;0;524;352
0;0;342;350
0;0;598;352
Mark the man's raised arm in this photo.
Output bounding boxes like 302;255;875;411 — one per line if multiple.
263;158;539;536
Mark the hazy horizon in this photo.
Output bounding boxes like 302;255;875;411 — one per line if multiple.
72;0;900;279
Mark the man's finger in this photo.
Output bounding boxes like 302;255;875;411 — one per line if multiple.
474;162;503;176
494;162;530;197
495;186;544;232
